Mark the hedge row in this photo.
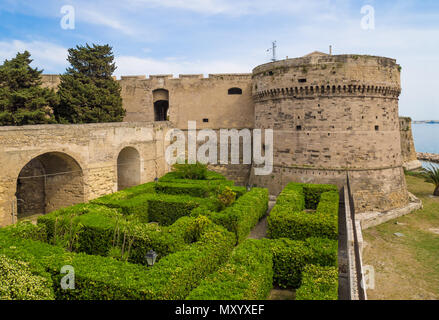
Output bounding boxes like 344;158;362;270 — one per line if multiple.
92;192;220;225
0;219;235;300
37;206;206;264
197;188;268;244
91;182;156;204
0;254;55;300
159;170;227;183
267;183;339;241
295;265;338;300
270;237;338;288
187;239;273;300
154;182;246;200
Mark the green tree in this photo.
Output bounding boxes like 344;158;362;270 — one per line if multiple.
0;51;58;126
54;43;125;123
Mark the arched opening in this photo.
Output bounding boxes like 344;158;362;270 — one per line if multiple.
153;89;169;121
117;147;141;191
16;152;84;219
228;87;243;95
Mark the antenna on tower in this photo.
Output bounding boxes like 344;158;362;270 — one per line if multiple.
266;41;277;62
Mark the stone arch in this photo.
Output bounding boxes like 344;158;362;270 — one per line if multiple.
16;152;84;219
117;147;141;191
153;89;169;121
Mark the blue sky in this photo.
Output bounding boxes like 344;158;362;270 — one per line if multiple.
0;0;438;120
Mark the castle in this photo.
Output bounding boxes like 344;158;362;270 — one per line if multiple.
0;51;420;227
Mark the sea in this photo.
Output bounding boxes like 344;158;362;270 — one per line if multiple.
412;123;439;169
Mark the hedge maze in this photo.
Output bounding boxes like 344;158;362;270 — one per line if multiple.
0;169;339;300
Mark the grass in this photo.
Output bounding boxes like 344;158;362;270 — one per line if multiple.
362;174;439;300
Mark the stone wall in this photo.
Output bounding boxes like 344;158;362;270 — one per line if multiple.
399;117;422;170
252;53;409;213
0;122;171;226
37;52;414;216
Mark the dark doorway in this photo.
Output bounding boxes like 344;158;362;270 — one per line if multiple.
154;100;169;121
153;89;169;121
16;152;84;219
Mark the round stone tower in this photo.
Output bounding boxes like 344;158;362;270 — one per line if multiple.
251;52;409;213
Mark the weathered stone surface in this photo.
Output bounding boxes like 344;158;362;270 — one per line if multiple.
0;122;171;226
399;117;422;170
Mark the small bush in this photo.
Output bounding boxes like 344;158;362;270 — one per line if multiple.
0;218;235;300
187;239;273;300
0;255;55;300
217;186;236;209
172;162;208;180
270;238;338;288
205;188;268;243
295;265;338;300
267;182;338;241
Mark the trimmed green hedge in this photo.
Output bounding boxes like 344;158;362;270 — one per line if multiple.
93;191;220;225
295;265;338;300
38;206;210;264
159;170;227;182
187;239;273;300
199;188;268;243
91;182;156;205
0;255;55;300
0;219;235;300
270;237;337;288
267;182;339;241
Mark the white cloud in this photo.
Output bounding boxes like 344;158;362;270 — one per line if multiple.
0;40;68;73
115;55;254;77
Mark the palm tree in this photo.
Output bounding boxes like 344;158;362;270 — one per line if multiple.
422;165;439;196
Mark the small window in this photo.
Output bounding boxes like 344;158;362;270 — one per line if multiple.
296;125;302;131
228;88;242;95
375;125;379;131
203;118;209;123
298;78;307;83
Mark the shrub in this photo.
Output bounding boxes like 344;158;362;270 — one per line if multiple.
0;255;55;300
3;221;47;242
270;238;338;288
217;186;236;209
154;181;231;198
0;218;235;300
90;182;156;205
270;238;311;288
159;170;227;183
205;188;268;243
39;207;194;264
187;239;273;300
267;182;338;241
171;162;208;180
295;265;338;300
303;184;338;209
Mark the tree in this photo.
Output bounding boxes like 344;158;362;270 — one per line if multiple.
422;165;439;196
0;51;58;126
54;44;125;123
